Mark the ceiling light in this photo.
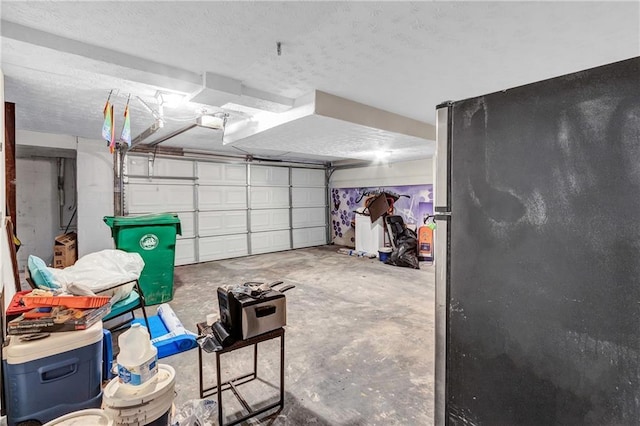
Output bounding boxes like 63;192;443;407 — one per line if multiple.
155;91;186;108
376;150;392;160
197;114;226;130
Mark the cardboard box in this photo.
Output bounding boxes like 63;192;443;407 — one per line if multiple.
53;232;77;269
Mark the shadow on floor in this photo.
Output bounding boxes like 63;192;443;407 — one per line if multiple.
219;390;366;426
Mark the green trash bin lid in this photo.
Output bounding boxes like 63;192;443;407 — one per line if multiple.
103;213;182;235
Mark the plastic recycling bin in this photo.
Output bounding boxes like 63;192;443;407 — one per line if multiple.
103;213;182;305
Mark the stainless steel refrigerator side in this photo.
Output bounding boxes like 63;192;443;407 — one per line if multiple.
434;104;451;426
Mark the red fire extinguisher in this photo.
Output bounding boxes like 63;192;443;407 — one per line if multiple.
418;215;435;261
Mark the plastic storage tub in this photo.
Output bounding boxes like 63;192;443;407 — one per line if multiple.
378;247;393;262
104;213;181;305
3;322;104;425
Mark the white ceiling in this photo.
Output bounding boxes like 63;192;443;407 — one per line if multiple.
1;1;638;164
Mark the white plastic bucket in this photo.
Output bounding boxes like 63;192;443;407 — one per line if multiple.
42;409;114;426
103;364;175;426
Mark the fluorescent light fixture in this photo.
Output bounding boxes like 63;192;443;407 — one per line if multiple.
197;114;226;130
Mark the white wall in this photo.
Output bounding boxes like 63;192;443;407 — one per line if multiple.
330;158;433;188
16;129;76;150
77;138;114;257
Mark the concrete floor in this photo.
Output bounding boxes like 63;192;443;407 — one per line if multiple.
146;245;435;425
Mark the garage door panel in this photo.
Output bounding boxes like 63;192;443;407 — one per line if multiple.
292;168;324;187
199;210;247;236
175;238;196;266
199;234;248;261
126;183;195;213
250;209;290;232
153;158;194;177
293;227;327;248
127;156;194;177
198;163;246;185
251;230;291;254
292;187;325;207
250;187;289;209
127;177;193;186
251;166;289;186
176;212;196;238
199;186;247;210
127;156;148;175
292;207;326;228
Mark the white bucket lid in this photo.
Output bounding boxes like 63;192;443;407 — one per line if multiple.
105;397;173;425
379;247;393;253
104;387;174;418
103;364;175;408
42;409;113;426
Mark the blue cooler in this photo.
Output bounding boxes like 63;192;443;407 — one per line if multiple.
3;322;104;425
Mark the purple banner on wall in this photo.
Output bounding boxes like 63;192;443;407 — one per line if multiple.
331;184;433;247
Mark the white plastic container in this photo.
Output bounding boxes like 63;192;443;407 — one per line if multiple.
42;409;114;426
117;324;158;392
103;364;176;426
355;213;385;255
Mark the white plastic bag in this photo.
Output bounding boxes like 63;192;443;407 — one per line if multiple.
171;399;218;426
48;249;145;303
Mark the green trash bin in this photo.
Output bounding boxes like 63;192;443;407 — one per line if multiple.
103;213;182;305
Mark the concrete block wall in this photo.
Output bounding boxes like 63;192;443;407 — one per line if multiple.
16;157;60;268
15;130;78;269
14;131;114;264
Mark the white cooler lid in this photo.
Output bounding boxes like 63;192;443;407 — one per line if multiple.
4;321;103;364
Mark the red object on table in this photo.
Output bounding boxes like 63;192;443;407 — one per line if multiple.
6;290;33;322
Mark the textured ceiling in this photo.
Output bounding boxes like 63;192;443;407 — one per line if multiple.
1;1;639;163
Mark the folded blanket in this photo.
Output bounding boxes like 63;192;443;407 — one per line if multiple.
133;315;197;359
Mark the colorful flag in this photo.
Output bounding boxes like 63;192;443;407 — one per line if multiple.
109;104;116;153
101;100;112;143
120;102;131;147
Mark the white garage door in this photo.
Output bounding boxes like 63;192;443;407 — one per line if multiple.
124;156;327;265
291;168;327;248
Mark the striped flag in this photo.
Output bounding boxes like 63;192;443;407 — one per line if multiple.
108;104;116;153
101;100;112;143
120;102;131;147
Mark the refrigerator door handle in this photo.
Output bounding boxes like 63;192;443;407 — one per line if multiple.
434;214;449;426
434;103;452;212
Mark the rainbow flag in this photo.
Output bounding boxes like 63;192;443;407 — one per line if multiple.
101;100;112;143
120;103;131;147
108;104;115;153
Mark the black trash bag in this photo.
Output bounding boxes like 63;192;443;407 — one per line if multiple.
385;229;420;269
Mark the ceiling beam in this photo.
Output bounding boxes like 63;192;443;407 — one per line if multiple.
314;91;436;140
1;20;203;94
2;20;298;111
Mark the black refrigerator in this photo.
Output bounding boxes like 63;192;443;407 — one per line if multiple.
434;57;640;425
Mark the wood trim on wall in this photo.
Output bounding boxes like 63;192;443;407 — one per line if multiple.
4;102;15;229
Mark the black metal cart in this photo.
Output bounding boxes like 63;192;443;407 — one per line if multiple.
196;323;285;426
